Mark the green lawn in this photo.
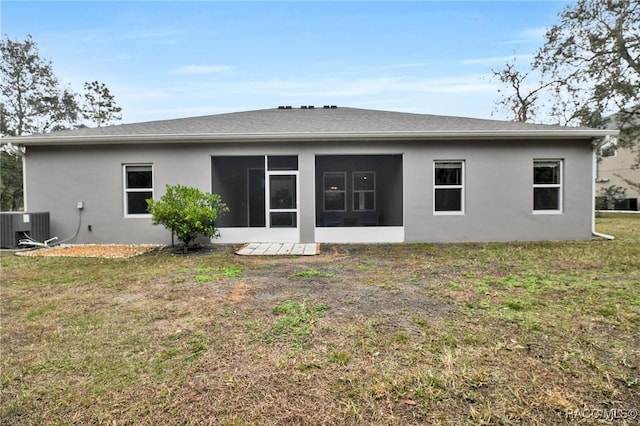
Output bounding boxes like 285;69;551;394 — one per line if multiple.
1;213;639;425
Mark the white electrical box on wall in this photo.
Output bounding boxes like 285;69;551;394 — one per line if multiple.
77;201;84;210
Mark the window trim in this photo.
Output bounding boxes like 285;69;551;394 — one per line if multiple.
352;171;376;212
123;163;154;218
433;160;465;215
323;171;347;212
533;159;563;214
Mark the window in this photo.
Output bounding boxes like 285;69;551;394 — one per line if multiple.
268;155;298;171
533;160;562;212
124;164;153;216
601;145;616;158
434;161;464;213
323;172;346;211
353;171;375;211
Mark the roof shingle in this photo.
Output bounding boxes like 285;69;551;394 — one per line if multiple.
4;107;617;145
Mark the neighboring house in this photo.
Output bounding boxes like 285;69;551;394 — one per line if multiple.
596;144;640;211
2;106;616;245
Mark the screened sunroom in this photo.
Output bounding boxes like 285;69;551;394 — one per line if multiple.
315;154;403;228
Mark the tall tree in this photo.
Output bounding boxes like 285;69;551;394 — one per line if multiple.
0;102;23;210
533;0;639;146
1;35;123;210
82;80;122;127
0;34;78;210
0;150;23;211
0;34;79;136
491;56;556;123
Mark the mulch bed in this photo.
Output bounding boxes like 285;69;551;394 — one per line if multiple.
16;244;162;259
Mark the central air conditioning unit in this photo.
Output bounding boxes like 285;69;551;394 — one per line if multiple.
0;212;50;248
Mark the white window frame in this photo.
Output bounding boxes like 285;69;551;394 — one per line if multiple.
433;160;465;215
123;164;153;217
352;171;376;212
533;159;563;214
267;170;299;228
323;172;347;212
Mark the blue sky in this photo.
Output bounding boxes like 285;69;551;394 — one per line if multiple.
1;1;569;124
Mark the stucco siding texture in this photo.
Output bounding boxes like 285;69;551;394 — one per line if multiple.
25;138;594;245
404;140;593;242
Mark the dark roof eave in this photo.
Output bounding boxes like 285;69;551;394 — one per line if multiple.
4;129;619;146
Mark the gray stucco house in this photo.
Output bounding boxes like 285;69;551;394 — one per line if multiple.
5;106;616;245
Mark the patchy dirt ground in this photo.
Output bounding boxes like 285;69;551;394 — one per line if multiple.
233;246;452;320
2;217;639;425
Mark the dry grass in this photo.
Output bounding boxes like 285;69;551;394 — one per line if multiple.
1;213;639;425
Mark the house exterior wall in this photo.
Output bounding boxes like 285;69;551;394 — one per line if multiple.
24;138;594;245
403;140;594;242
596;146;640;202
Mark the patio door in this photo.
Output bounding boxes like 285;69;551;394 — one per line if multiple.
268;173;297;228
264;156;299;242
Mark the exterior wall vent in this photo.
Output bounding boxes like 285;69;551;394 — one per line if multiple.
0;211;50;248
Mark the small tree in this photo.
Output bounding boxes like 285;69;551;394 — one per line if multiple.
147;184;229;252
81;80;122;127
596;185;627;212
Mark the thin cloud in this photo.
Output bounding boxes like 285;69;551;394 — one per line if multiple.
171;65;232;75
373;63;426;71
504;27;548;45
460;53;534;66
246;75;497;98
249;79;306;91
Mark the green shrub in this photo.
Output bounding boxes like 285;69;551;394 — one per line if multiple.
147;184;229;252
